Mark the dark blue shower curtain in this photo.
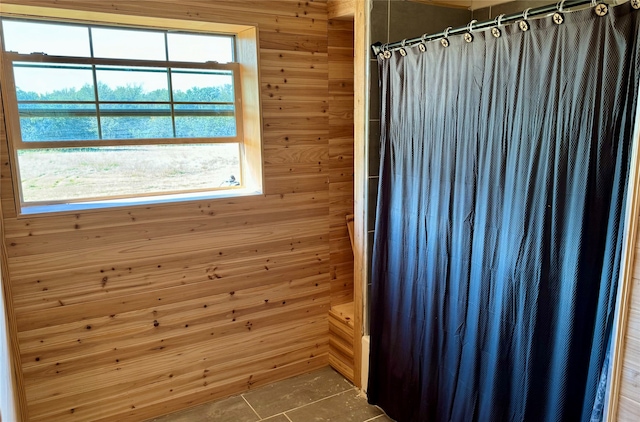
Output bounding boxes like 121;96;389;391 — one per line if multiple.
368;3;640;422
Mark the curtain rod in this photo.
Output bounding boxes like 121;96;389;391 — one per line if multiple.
371;0;616;56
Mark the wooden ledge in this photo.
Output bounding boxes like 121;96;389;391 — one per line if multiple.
330;302;354;328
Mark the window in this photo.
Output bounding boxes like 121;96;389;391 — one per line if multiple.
0;10;262;214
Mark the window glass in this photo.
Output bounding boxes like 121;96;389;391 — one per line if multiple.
17;144;241;202
13;63;95;101
167;33;233;63
91;27;166;61
18;103;98;141
171;69;234;102
2;20;90;56
100;104;173;139
174;104;236;138
96;66;169;101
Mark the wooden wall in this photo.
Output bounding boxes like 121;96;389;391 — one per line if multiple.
0;1;354;421
618;213;640;420
328;18;355;307
1;228;18;422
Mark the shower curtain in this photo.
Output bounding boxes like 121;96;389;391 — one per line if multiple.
368;3;640;422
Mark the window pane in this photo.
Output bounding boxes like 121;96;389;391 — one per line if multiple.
18;144;241;202
2;20;90;57
18;104;98;141
172;69;234;102
174;104;236;137
91;27;166;61
100;104;172;139
14;63;95;101
167;33;233;63
96;66;169;101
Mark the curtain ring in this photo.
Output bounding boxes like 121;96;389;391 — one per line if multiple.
464;20;477;43
399;39;408;56
594;2;609;16
419;33;428;52
492;14;505;38
382;43;392;59
441;26;452;48
520;8;531;31
553;0;566;24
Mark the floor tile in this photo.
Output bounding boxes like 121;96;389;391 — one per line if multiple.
148;396;258;422
285;389;382;422
242;367;352;418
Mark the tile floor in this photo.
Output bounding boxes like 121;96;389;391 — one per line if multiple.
148;367;393;422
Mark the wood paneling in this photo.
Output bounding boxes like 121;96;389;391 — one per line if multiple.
328;302;354;382
0;1;350;421
0;218;23;419
0;83;28;422
328;18;355;307
617;215;640;420
327;0;354;19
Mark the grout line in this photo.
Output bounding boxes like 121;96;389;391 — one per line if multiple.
241;394;262;420
279;388;356;416
363;415;387;422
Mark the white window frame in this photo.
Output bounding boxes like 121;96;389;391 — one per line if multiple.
0;4;263;215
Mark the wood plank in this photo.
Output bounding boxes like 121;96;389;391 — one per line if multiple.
327;0;354;19
353;0;366;389
259;32;328;53
264;145;330;165
262;101;329;119
260;50;328;71
619;395;640;421
346;214;355;250
264;174;329;195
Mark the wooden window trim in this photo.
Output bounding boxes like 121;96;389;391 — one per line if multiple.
0;4;263;216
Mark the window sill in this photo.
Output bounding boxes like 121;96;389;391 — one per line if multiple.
19;187;262;216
